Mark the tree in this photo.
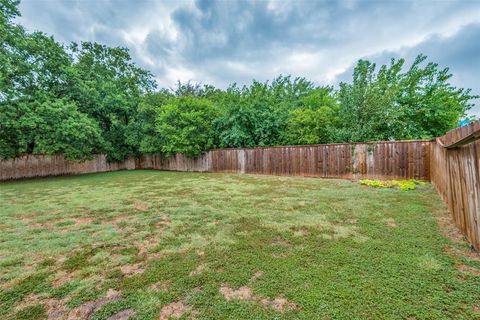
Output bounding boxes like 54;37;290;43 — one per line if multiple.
0;98;103;159
337;55;477;142
26;99;103;160
155;96;217;157
132;90;173;154
283;88;339;145
65;42;156;161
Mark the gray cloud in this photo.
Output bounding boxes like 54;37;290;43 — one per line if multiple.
17;0;480;116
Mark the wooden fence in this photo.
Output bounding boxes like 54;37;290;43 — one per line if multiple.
210;141;430;179
0;154;135;181
430;120;480;250
1;140;432;181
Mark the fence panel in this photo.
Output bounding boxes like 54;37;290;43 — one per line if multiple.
206;141;430;180
430;120;480;250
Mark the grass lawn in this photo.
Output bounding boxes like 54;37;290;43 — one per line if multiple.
1;170;479;320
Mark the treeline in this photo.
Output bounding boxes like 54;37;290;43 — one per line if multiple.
1;0;477;161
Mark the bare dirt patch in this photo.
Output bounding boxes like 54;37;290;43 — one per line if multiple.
119;263;145;277
458;264;480;276
52;270;75;288
149;281;171;292
133;200;149;211
106;308;136;320
136;237;161;259
444;246;480;262
261;297;298;312
15;294;69;320
73;217;93;226
159;301;192;320
219;285;253;301
473;304;480;313
69;289;122;319
250;271;263;282
384;218;398;228
219;284;298;313
437;216;466;244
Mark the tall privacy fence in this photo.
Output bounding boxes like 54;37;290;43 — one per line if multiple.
138;140;432;180
430;120;480;251
0;141;432;181
1;120;479;250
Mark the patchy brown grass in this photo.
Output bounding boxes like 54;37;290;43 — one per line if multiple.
383;218;398;228
250;271;263;282
133;200;150;211
15;294;68;319
136;237;161;259
473;304;480;314
444;246;480;262
159;301;192;320
458;264;480;276
270;238;290;247
261;297;299;312
219;284;298;313
16;289;124;320
106;308;136;320
437;215;466;244
119;263;145;277
189;263;207;277
219;285;253;301
70;289;122;319
149;281;171;293
52;271;75;288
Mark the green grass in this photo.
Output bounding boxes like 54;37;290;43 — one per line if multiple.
0;170;479;319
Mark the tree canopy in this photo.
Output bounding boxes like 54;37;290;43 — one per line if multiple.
0;0;477;160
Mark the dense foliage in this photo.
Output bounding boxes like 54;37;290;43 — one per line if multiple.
0;0;477;160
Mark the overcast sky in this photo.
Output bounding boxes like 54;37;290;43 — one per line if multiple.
17;0;480;116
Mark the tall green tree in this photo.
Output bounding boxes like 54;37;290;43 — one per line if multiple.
65;42;156;160
283;87;339;145
337;55;477;142
155;96;217;157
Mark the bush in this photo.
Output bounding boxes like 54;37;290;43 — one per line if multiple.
359;179;424;191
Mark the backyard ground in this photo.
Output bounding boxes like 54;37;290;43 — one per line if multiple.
0;170;479;320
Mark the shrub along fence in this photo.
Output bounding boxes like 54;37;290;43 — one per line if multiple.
0;121;479;250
